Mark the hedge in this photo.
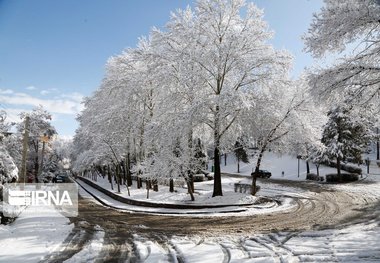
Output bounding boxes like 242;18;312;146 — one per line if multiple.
325;173;359;183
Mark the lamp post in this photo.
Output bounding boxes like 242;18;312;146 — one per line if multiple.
19;115;30;184
365;157;370;174
37;133;51;181
297;155;302;177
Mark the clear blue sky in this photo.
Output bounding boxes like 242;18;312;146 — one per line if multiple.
0;0;323;137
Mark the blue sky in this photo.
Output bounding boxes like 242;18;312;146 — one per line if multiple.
0;0;323;137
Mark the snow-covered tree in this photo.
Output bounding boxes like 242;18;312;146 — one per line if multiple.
241;77;313;194
0;111;18;184
17;106;56;182
153;0;292;197
71;0;294;199
51;136;72;170
285;77;328;175
321;103;373;179
305;0;380;108
234;139;249;173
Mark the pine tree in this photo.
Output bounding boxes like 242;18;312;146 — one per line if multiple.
193;138;207;173
234;140;249;173
321;104;372;180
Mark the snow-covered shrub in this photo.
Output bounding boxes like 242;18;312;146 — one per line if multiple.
306;173;324;181
323;161;362;174
41;171;55;183
0;146;18;184
340;164;362;174
325;173;359;183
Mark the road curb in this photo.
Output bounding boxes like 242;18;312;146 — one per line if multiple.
76;177;260;210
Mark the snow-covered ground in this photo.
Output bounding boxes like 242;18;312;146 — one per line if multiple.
94;215;380;262
63;225;105;263
165;221;380;262
2;152;380;262
70;160;380;262
80;174;257;206
77;178;294;216
213;151;344;180
0;206;73;263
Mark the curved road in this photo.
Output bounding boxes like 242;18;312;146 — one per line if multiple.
41;177;380;262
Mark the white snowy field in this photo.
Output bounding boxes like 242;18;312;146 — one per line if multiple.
72;164;380;262
77;178;295;216
76;150;380;217
78;186;380;263
136;221;379;263
1;153;380;262
0;206;73;263
63;225;105;263
213;151;347;180
78;151;338;210
114;172;380;262
80;174;258;206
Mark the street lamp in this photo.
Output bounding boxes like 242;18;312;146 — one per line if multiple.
37;133;51;181
365;157;370;174
297;155;302;177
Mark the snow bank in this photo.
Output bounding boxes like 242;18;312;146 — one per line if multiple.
0;145;18;183
0;205;73;263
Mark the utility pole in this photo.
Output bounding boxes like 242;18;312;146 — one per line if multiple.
377;127;379;160
297;155;301;177
37;133;49;181
19;115;30;184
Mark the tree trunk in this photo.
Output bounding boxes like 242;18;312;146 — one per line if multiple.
101;166;106;178
137;177;142;189
251;147;265;195
316;164;320;177
37;141;46;183
337;157;342;182
212;146;222;196
187;174;194;194
169;178;174;192
126;153;132;186
19;115;30;184
306;160;310;174
133;138;137;164
146;180;150;199
121;161;126;185
212;104;223;197
187;129;194;194
108;165;113;191
116;165;121;193
153;179;158;192
224;153;227;166
187;181;195;201
237;157;240;173
377;128;379;160
34;155;39;183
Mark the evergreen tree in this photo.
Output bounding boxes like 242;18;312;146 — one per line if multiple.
234;140;249;173
193;138;207;173
321;104;372;179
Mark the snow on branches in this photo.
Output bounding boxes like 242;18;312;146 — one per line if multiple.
72;0;307;197
305;0;380;107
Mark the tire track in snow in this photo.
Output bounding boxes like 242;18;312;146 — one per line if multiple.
44;177;380;262
40;221;95;263
64;225;105;263
96;232;131;263
248;235;299;262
